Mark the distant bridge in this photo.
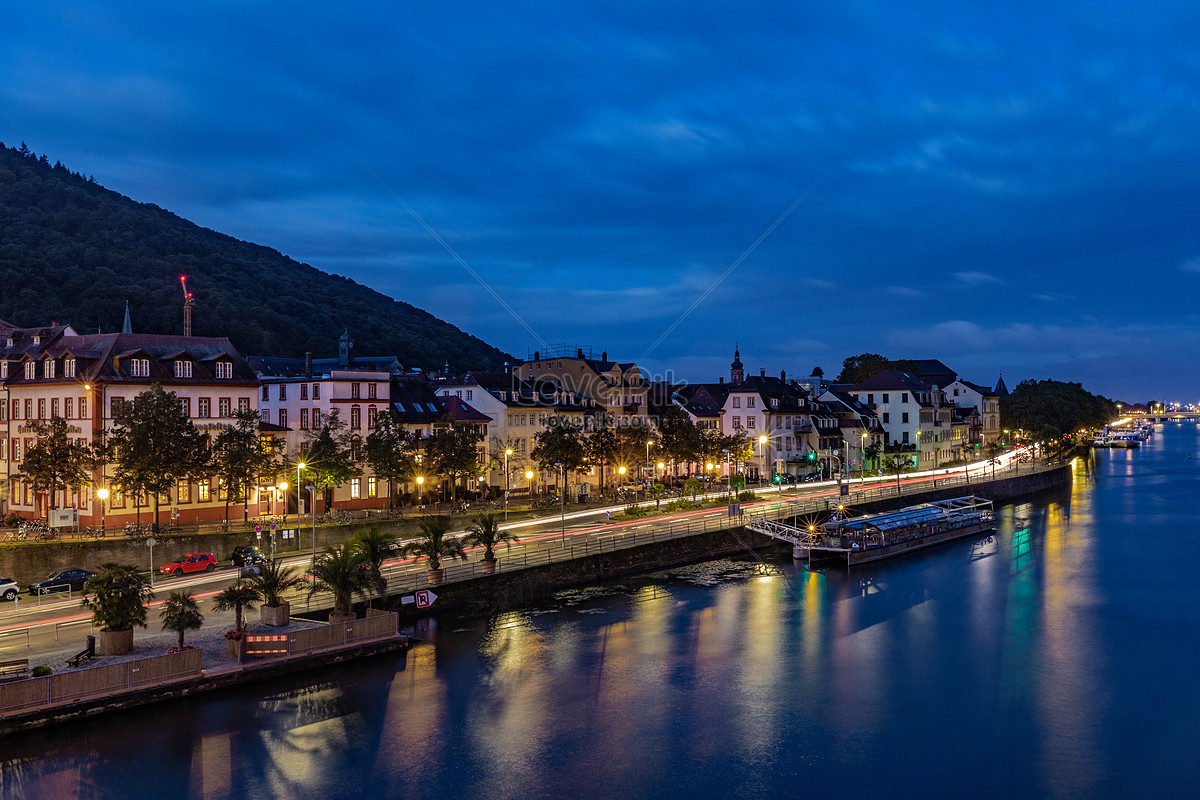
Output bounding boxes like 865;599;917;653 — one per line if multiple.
1129;411;1200;423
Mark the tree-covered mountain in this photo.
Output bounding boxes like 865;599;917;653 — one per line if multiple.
0;142;512;370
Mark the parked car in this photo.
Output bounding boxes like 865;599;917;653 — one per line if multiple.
0;577;18;601
28;568;93;595
159;553;218;577
230;546;266;568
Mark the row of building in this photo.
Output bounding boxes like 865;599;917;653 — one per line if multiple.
0;319;1007;529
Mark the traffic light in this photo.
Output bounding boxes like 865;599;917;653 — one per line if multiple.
806;451;817;463
773;474;781;484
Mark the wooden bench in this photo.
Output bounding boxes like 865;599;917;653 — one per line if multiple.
0;658;29;683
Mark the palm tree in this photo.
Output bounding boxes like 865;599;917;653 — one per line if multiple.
684;477;702;503
213;581;262;633
159;591;204;650
649;483;667;510
352;526;398;606
461;512;518;572
81;563;155;655
308;543;371;618
883;454;909;495
247;557;303;625
400;516;466;582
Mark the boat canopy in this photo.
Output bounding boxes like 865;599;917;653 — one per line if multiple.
827;496;992;533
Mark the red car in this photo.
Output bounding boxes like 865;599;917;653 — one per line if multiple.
159;553;218;576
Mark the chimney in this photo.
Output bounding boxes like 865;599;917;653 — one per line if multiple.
602;351;607;361
781;370;786;381
503;361;510;374
577;348;584;359
305;351;313;378
719;377;724;384
51;320;59;327
760;368;766;378
534;351;540;361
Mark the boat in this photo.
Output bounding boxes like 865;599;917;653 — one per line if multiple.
746;496;995;568
1092;435;1111;448
1109;433;1140;448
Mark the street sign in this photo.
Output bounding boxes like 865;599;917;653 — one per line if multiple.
254;524;263;533
414;589;438;609
145;538;156;548
270;521;276;531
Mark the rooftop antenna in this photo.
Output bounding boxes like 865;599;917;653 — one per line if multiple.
179;275;194;336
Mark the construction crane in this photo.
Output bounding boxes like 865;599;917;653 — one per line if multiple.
179;275;194;337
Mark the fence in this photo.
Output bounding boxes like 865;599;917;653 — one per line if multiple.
0;648;202;718
245;612;399;658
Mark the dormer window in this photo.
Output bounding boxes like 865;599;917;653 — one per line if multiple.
64;357;76;378
215;362;232;379
130;358;150;377
174;360;193;378
32;335;40;345
44;358;55;379
24;362;35;380
5;338;11;347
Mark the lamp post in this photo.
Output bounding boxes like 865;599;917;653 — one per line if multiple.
95;487;108;537
524;470;534;509
757;434;768;486
861;433;869;484
555;462;565;545
504;448;513;521
296;461;305;525
307;484;317;562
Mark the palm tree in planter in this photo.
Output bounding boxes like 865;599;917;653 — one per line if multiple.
352;527;398;608
400;516;466;584
159;591;204;652
81;563;154;655
213;580;262;652
248;558;303;626
309;544;371;624
462;512;518;574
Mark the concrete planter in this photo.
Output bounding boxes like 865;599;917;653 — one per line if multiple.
329;612;356;625
97;628;134;656
480;559;497;575
260;602;290;627
226;637;243;657
427;568;445;584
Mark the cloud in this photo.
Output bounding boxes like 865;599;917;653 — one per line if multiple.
953;271;1004;286
1180;256;1200;273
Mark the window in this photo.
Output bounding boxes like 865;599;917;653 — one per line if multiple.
867;393;874;404
368;383;377;399
10;400;17;420
198;481;210;502
37;399;45;419
179;397;191;417
747;416;756;428
775;417;782;430
902;431;910;444
883;412;890;423
350;479;360;499
733;416;741;428
130;358;150;377
65;398;73;419
219;398;231;417
312;409;321;429
175;360;193;379
902;412;909;423
367;406;377;429
312;384;320;399
901;393;909;403
235;398;248;413
215;362;232;379
351;383;361;399
80;397;87;417
368;477;377;498
260;409;271;425
0;439;5;460
278;409;287;428
300;384;308;400
279;384;287;401
733;397;741;408
51;398;59;418
24;362;35;380
11;439;19;461
64;358;76;378
262;386;270;401
44;358;55;379
177;481;191;504
748;397;755;408
351;407;361;429
198;398;210;418
456;390;462;398
110;397;123;417
0;362;6;380
300;408;309;429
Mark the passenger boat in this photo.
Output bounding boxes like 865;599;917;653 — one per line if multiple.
746;496;995;568
1092;435;1111;447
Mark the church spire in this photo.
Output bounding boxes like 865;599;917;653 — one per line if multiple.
122;301;132;334
730;344;744;386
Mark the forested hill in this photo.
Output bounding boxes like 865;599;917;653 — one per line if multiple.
0;142;512;370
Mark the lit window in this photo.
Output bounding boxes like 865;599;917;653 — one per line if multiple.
350;480;360;499
368;477;376;497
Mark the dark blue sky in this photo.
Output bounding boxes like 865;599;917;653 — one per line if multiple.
5;1;1199;402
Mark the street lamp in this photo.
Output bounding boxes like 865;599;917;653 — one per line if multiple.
276;482;288;541
861;433;869;484
645;439;654;485
296;461;306;525
555;462;565;545
95;487;108;537
524;470;534;507
504;448;513;521
758;434;768;486
306;484;317;561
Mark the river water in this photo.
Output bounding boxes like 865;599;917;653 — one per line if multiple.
3;424;1199;800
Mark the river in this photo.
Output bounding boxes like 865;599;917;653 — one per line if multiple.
3;424;1199;800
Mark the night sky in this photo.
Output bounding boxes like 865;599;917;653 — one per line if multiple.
4;2;1199;403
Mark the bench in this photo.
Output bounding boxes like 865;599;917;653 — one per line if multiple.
0;658;29;682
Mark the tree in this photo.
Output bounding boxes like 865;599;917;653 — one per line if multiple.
17;416;96;513
213;581;262;633
425;417;485;505
352;526;398;605
863;440;883;471
882;454;910;495
213;408;283;526
305;409;360;509
159;591;204;651
836;354;917;385
810;366;824;378
246;557;303;608
657;406;699;480
363;411;419;509
81;563;154;633
1000;379;1117;436
684;476;703;502
308;543;371;617
984;440;1004;478
649;483;667;510
585;422;618;496
531;422;589;494
462;512;519;563
400;516;467;573
105;384;211;531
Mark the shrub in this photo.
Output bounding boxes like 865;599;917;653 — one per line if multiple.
737;490;758;502
32;665;52;677
4;511;22;527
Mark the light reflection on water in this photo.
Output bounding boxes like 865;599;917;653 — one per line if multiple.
3;424;1200;800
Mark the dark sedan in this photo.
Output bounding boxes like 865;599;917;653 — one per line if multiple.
28;568;93;595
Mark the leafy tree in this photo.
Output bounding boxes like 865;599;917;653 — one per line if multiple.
424;416;485;505
863;440;883;471
836;353;917;385
657;405;699;478
684;476;703;502
213;581;262;633
883;454;911;494
810;366;824;378
213;408;283;525
585;422;618;495
462;512;519;563
17;416;96;513
1000;379;1117;436
400;516;466;573
105;385;211;531
352;526;398;605
649;483;667;510
159;591;204;650
363;411;419;509
81;563;154;633
305;409;360;508
308;543;370;617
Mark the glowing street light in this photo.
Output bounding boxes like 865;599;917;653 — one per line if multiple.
96;487;109;537
504;448;513;520
296;461;306;525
